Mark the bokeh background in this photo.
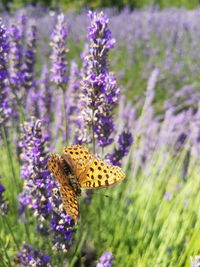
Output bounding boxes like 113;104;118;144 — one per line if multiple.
0;0;200;267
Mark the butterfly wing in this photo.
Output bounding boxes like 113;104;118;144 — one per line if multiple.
48;153;79;221
61;145;125;189
61;145;93;179
78;157;125;189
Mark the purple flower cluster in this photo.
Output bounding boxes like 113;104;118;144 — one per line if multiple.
108;131;133;166
0;19;11;126
76;11;121;147
50;13;68;88
63;60;81;139
15;244;52;267
0;177;9;215
38;66;53;138
96;251;114;267
9;23;24;97
191;256;200;267
23;22;38;91
18;118;75;251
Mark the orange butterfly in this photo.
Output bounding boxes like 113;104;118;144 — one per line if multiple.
48;145;125;221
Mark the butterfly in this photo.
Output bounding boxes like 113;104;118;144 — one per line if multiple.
48;145;125;221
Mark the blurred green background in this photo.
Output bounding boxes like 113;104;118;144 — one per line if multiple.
1;0;200;11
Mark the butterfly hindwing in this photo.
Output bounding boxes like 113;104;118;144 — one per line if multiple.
48;153;79;221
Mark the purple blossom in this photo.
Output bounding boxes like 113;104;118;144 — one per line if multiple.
38;66;53;139
15;244;52;267
108;131;133;166
0;177;9;215
18;118;75;251
9;23;24;95
0;18;11;126
191;256;200;267
23;22;38;91
50;13;68;88
76;11;121;147
64;60;81;140
96;251;114;267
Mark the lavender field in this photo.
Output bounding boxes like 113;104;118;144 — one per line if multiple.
0;5;200;267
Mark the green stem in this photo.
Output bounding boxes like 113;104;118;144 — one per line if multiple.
1;126;19;193
61;86;68;142
24;211;30;243
69;231;87;267
0;237;12;267
13;91;25;124
92;109;95;155
3;216;19;250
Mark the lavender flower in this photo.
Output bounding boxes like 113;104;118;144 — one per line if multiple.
50;13;68;88
9;23;24;98
108;131;133;166
38;66;53;139
0;177;9;215
76;11;120;148
96;251;114;267
64;60;81;140
23;22;38;91
190;256;200;267
18;118;75;251
0;18;11;126
15;244;52;267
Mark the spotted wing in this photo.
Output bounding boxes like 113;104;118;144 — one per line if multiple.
48;153;79;221
78;157;125;189
61;145;93;179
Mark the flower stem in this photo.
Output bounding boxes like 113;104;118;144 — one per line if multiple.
2;216;19;250
69;231;87;267
0;237;12;267
1;126;19;193
61;86;68;142
92;108;95;154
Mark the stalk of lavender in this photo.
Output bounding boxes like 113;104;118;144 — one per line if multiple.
76;11;120;153
9;22;24;104
108;131;133;167
96;251;114;267
0;18;11;128
15;244;52;267
50;13;68;140
0;177;9;216
191;256;200;267
23;22;38;92
38;66;53;139
18;118;75;251
64;60;81;141
18;13;27;44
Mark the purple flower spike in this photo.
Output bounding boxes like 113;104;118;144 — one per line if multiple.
38;66;53;139
0;177;9;215
0;18;11;126
18;118;75;251
23;22;38;91
9;23;23;95
96;251;114;267
50;13;68;88
15;244;52;267
76;11;120;147
108;131;133;166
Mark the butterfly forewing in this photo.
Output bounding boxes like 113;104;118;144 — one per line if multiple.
61;145;125;189
61;145;93;179
48;153;79;221
79;158;125;189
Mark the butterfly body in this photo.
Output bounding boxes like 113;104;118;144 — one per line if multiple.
48;145;125;221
